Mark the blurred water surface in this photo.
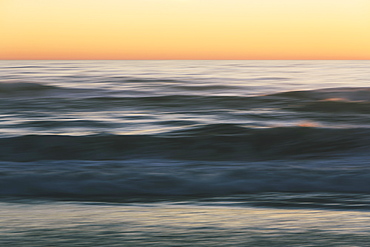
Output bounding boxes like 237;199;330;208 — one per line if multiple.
1;60;370;246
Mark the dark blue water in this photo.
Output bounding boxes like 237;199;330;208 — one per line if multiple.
1;60;370;246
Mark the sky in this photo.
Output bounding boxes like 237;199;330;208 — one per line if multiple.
0;0;369;60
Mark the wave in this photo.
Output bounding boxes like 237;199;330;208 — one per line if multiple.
286;100;370;114
271;87;370;101
1;126;369;161
0;80;58;93
171;85;242;91
252;77;291;81
3;82;370;113
58;87;370;113
3;94;370;119
1;159;370;201
0;80;101;99
266;87;370;114
15;119;115;128
84;95;260;109
107;76;185;83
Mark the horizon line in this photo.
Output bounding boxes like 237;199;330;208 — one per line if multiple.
1;59;369;61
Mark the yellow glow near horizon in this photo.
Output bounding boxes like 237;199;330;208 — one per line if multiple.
0;0;369;59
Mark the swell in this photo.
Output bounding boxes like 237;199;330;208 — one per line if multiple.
1;159;370;202
1;126;369;161
285;100;370;114
3;84;370;114
3;95;370;117
59;95;267;110
271;87;370;101
0;81;59;93
0;80;94;98
111;77;185;83
8;86;370;112
269;87;370;114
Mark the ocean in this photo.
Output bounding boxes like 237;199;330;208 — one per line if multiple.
1;60;370;246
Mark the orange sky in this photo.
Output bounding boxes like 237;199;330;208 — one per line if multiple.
0;0;369;60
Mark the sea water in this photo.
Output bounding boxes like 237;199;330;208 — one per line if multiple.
1;60;370;246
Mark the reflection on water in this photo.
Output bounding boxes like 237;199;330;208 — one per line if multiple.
1;201;370;246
